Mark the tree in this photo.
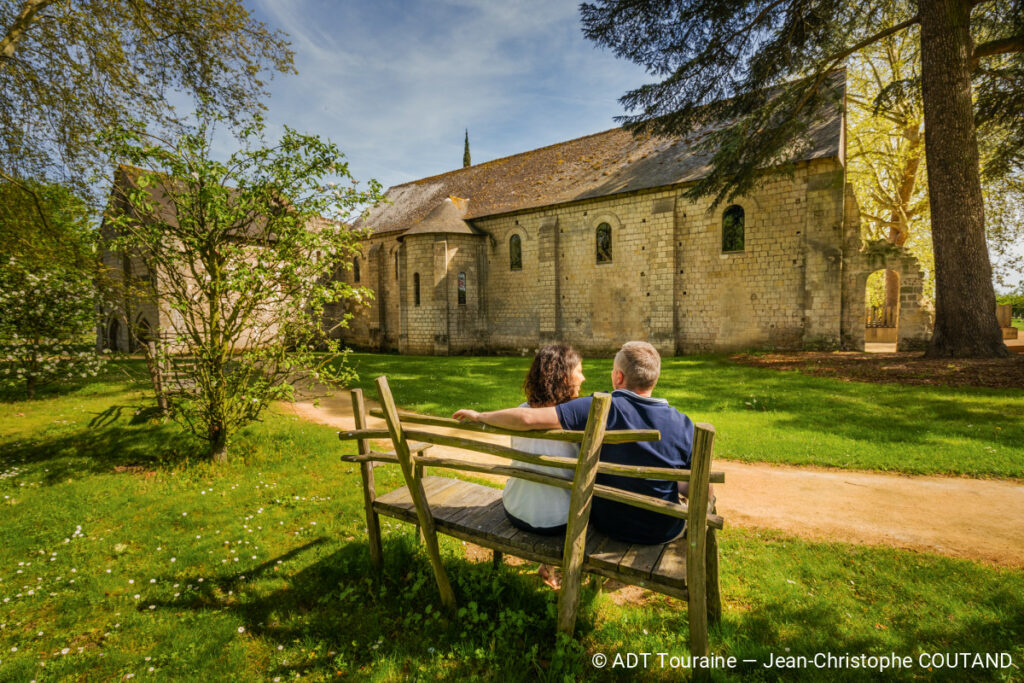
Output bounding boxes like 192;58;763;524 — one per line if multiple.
0;261;105;398
100;117;383;462
0;178;94;271
463;129;472;168
846;26;931;309
846;21;1024;310
580;0;1023;357
0;0;294;206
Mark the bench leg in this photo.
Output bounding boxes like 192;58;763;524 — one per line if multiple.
413;463;425;546
351;389;383;571
360;463;384;570
589;575;606;594
706;527;722;627
492;551;503;568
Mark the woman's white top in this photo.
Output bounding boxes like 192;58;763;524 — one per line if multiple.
501;404;579;529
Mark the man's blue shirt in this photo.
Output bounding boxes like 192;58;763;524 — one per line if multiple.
555;389;694;544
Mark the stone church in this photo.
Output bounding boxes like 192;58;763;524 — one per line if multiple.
337;77;931;356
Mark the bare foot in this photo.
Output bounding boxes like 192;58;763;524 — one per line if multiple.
538;564;561;590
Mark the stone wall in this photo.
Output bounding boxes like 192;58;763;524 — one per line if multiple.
338;157;860;355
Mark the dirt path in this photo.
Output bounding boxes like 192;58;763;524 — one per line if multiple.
282;395;1024;569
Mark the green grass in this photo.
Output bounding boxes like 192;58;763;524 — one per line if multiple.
341;353;1024;479
1;362;1022;681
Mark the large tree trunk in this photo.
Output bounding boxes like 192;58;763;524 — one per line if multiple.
918;0;1008;357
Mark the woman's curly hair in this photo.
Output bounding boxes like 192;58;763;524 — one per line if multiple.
523;344;582;408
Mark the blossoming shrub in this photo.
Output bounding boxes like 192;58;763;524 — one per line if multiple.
0;262;105;398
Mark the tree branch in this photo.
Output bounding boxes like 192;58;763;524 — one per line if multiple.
0;169;53;237
822;15;921;69
972;35;1024;66
0;0;56;75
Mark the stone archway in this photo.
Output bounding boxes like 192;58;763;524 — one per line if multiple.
864;269;899;345
842;240;932;351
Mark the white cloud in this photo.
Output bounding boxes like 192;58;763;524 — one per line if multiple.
247;0;649;187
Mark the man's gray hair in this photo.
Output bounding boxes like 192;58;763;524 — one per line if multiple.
614;341;661;390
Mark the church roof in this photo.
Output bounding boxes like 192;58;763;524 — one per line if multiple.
398;196;477;238
361;76;844;236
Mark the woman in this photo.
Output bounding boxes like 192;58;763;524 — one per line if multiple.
501;344;585;587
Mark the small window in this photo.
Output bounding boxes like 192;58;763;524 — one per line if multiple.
596;222;612;263
413;272;420;306
509;234;522;270
353;257;361;282
457;272;467;306
722;205;745;252
394;252;399;280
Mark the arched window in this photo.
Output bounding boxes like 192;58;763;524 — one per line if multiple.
106;317;121;352
722;205;745;252
457;272;467;306
596;222;612;263
509;234;522;270
413;272;420;306
353;257;361;282
394;252;399;280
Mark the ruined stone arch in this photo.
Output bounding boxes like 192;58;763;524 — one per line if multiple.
842;239;932;351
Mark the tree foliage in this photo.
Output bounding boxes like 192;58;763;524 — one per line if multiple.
100;117;383;461
580;0;1022;357
0;178;94;271
0;0;294;200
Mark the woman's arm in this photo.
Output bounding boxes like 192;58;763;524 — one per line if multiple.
452;406;561;431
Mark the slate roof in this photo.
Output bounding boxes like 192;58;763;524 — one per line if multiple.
361;75;845;236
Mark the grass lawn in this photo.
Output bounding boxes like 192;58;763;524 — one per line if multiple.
341;353;1024;479
1;361;1022;681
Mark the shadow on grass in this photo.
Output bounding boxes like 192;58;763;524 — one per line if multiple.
713;594;1024;681
0;408;205;482
154;535;597;681
140;531;1024;681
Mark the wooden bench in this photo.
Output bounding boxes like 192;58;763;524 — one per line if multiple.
338;376;724;658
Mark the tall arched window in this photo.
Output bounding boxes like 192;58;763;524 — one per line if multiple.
722;205;745;252
596;222;612;263
457;272;467;305
413;272;420;306
509;234;522;270
394;252;399;279
353;257;361;282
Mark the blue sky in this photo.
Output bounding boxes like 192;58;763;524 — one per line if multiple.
246;0;649;191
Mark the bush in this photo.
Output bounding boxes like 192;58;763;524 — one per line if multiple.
0;262;105;398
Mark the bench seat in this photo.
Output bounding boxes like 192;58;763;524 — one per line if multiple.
375;476;690;600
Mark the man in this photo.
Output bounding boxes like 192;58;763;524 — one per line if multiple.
453;341;694;545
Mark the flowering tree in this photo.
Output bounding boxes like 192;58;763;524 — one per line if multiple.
101;118;382;462
0;262;105;398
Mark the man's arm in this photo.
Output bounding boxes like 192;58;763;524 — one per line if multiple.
452;406;561;431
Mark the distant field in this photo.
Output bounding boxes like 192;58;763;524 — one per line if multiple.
341;353;1024;479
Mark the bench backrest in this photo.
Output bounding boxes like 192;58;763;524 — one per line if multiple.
341;375;720;633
